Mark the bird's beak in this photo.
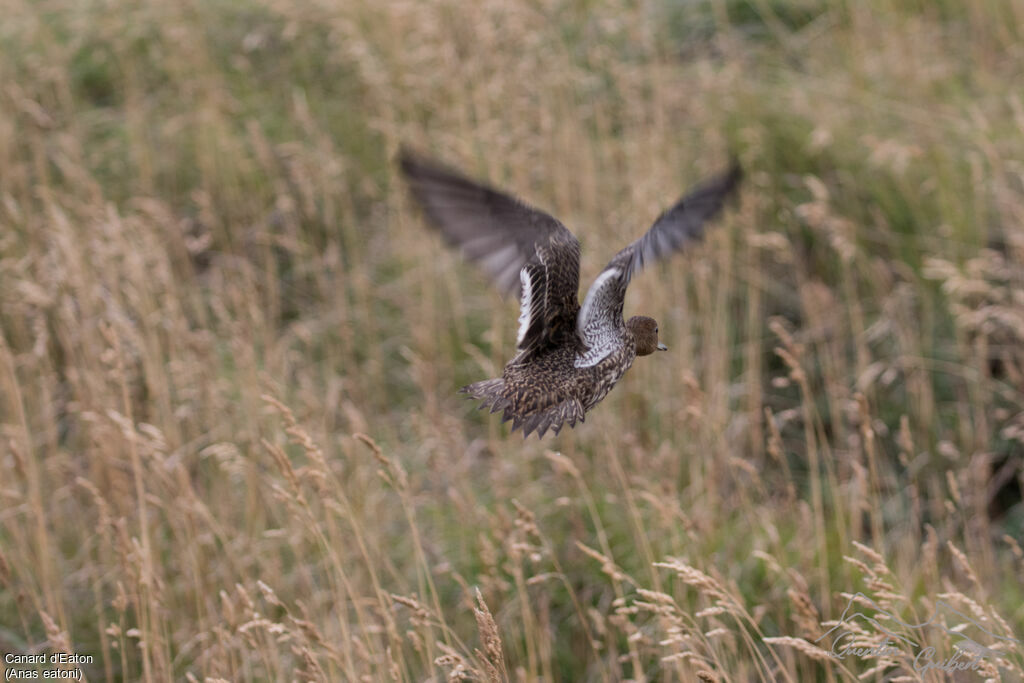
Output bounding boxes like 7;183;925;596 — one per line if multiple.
657;343;668;351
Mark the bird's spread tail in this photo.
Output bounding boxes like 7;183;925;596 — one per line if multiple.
460;378;509;414
462;379;584;439
513;398;585;439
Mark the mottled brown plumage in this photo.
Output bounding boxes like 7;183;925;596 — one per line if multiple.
400;149;741;438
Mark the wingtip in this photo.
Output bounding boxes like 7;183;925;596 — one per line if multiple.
397;146;472;184
723;154;744;192
396;145;424;177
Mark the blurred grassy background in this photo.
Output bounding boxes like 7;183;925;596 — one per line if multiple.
1;0;1023;679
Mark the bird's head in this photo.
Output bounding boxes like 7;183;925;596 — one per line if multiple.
626;315;668;356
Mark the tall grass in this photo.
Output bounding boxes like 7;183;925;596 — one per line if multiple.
1;0;1023;679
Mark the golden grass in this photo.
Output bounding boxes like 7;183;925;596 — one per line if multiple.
1;0;1023;679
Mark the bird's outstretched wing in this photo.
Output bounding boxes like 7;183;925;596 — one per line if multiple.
576;161;742;367
400;150;582;355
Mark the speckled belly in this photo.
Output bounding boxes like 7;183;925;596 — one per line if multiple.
578;346;636;410
502;342;637;416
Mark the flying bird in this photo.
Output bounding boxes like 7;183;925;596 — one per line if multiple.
400;150;741;438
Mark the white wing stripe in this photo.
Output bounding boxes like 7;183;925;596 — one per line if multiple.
516;267;533;347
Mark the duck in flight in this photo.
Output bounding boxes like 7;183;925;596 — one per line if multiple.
400;150;741;438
